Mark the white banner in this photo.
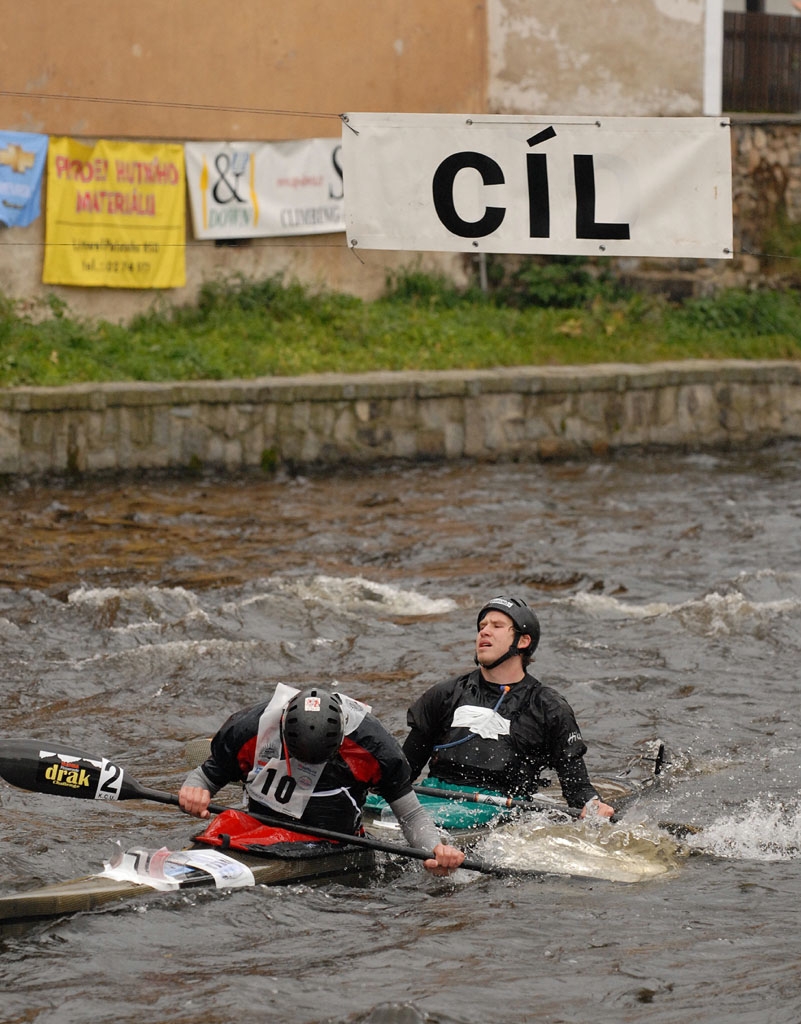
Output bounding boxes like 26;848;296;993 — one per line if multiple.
185;139;344;239
341;113;732;259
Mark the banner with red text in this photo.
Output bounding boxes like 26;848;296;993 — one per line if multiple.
184;139;344;239
43;137;185;288
341;113;732;259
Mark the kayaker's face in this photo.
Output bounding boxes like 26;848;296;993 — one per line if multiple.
475;611;519;666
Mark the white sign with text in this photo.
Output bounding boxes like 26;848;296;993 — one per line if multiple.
185;138;344;240
341;113;732;259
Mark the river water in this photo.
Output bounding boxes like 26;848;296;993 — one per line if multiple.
1;443;800;1024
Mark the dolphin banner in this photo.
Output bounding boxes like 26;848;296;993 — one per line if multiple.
0;131;49;228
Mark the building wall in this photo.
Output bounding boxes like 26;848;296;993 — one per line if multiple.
488;0;707;117
0;0;489;320
1;1;757;323
0;0;489;140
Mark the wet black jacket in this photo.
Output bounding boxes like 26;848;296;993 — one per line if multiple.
199;698;414;833
403;669;599;808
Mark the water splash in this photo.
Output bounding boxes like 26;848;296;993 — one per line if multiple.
684;796;801;861
473;816;686;883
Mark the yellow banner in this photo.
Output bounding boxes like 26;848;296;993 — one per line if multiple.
43;137;185;288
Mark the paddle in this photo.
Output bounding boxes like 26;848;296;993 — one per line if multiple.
413;783;628;823
414;784;583;819
0;738;514;878
413;783;702;838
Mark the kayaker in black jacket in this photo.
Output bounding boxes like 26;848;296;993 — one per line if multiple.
179;684;465;876
402;596;615;818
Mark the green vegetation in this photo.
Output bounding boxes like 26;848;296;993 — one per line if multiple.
1;260;801;388
764;209;801;267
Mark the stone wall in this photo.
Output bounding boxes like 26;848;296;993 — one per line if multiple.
732;117;801;252
2;361;800;481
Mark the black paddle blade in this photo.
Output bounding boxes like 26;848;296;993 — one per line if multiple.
0;738;132;802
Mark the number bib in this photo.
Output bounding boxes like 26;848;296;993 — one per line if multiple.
247;757;327;818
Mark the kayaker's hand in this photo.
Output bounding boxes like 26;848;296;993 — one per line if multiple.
424;842;465;876
179;784;212;819
580;797;615;820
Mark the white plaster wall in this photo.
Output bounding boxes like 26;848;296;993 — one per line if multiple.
488;0;706;116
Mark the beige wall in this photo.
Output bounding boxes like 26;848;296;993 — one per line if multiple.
0;0;488;139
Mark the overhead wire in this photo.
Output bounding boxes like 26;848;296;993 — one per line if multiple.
0;88;341;121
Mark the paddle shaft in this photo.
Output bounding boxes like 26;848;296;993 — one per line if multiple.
413;784;623;823
0;739;503;876
414;784;583;819
138;785;498;873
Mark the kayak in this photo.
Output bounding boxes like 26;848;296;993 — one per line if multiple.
0;739;387;927
0;738;669;926
0;795;498;927
0;838;378;925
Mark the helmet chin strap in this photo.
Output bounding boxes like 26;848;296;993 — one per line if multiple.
475;638;521;671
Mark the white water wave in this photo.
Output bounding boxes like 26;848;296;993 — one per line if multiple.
75;637;262;673
269;574;457;617
0;616;22;638
65;576;456;625
562;589;799;635
68;584;204;622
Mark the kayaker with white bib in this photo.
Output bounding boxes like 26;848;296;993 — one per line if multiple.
403;596;615;819
180;684;465;876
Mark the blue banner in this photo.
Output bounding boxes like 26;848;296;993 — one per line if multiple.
0;131;49;228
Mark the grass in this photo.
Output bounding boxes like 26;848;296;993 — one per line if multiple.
1;259;801;388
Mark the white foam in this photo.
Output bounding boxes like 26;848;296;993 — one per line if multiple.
685;797;801;862
474;817;686;882
68;583;198;605
562;588;800;636
275;574;457;617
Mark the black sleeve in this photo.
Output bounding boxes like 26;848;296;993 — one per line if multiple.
200;702;264;791
202;732;242;790
554;751;599;809
542;689;601;809
401;726;432;781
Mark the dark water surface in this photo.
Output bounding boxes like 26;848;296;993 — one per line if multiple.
1;445;800;1024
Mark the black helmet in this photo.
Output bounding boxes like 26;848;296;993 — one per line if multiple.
282;687;345;763
477;596;540;654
